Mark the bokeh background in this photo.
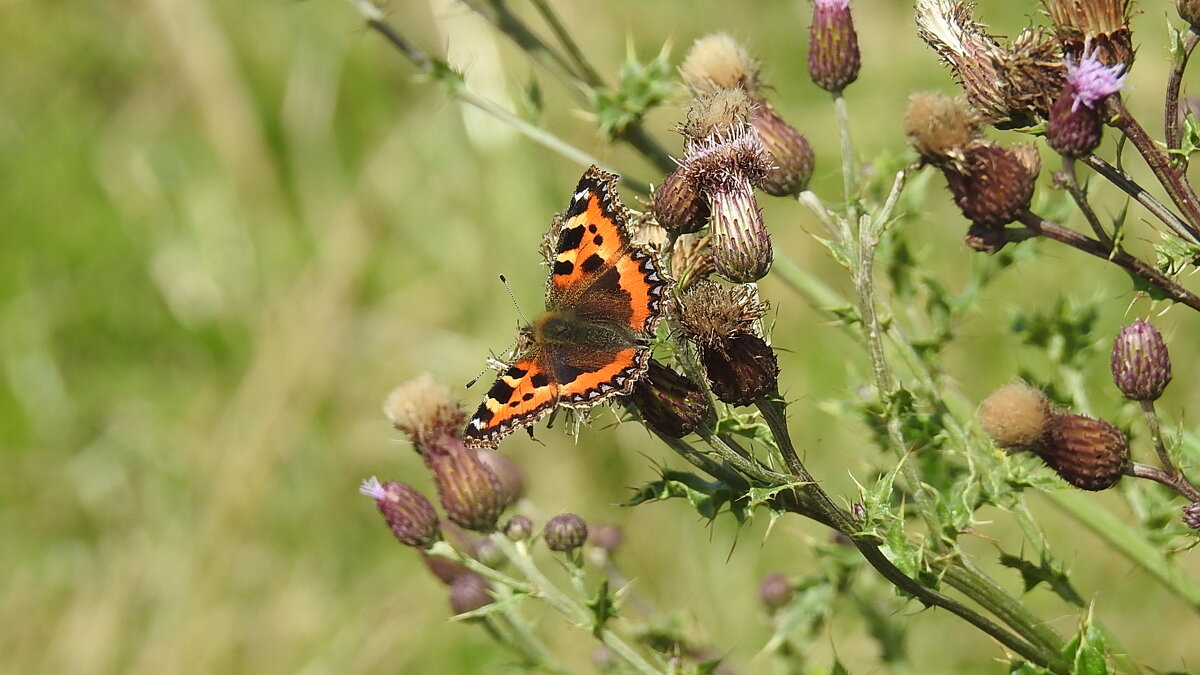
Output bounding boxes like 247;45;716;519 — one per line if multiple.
4;0;1200;672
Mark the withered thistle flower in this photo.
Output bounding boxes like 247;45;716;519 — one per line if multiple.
977;382;1052;449
1183;502;1200;530
629;360;713;438
677;281;779;405
1038;413;1129;490
917;0;1064;127
386;377;506;532
808;0;861;93
449;572;493;614
653;167;709;235
680;33;814;196
905;92;984;171
1047;49;1126;157
359;477;441;549
543;513;589;552
679;91;774;283
1043;0;1133;67
1111;319;1172;402
671;233;716;291
942;142;1040;228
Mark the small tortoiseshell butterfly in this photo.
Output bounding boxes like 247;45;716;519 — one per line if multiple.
464;166;669;448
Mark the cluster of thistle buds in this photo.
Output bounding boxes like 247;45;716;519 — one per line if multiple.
360;376;609;612
978;319;1200;530
909;0;1130;245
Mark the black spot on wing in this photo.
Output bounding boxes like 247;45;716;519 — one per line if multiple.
553;260;574;276
555;361;586;386
592;234;604;246
531;371;551;388
556;225;585;254
580;253;604;273
486;377;517;405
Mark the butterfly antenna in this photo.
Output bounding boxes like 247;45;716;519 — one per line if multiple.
465;275;527;389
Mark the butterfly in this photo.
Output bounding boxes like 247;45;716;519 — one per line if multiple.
463;166;669;448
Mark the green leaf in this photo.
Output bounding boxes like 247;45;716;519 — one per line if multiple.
1063;611;1109;675
592;44;678;139
998;553;1085;606
1010;298;1100;371
586;579;618;635
623;469;741;522
1155;231;1200;275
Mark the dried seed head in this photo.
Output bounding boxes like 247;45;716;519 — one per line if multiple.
683;89;755;142
808;0;861;93
753;102;815;196
503;514;534;542
384;374;467;447
1038;413;1129;490
917;0;1064;127
671;233;716;291
359;477;442;549
422;439;507;532
680;33;761;94
758;572;794;610
676;280;769;349
904;92;984;170
449;572;493;614
978;382;1053;448
1043;0;1133;67
1183;502;1200;530
629;360;714;438
543;513;589;552
942;142;1040;228
701;333;780;406
653;167;709;236
1111;319;1173;402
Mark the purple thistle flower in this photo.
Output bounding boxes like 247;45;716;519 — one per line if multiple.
1065;48;1126;111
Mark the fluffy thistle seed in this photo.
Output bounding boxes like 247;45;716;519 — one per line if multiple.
977;382;1052;449
1038;413;1130;491
808;0;861;93
905;92;983;171
543;513;589;552
384;374;467;447
680;33;760;94
1111;319;1173;402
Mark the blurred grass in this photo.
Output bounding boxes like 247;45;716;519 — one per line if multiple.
2;0;1200;672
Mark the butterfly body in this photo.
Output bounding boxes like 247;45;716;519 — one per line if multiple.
464;166;669;448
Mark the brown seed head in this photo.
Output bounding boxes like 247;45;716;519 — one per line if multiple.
1037;413;1129;490
629;360;714;438
680;33;761;94
942;142;1040;228
682;89;755;143
1180;0;1200;29
653;167;709;236
676;280;769;350
701;333;780;406
978;382;1053;448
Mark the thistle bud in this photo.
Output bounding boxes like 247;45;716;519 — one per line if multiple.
422;551;468;584
977;382;1052;449
476;449;525;507
679;91;774;283
1047;51;1125;158
504;515;534;542
588;524;624;554
676;281;779;405
449;572;493;614
1183;502;1200;530
942;142;1039;228
629;360;713;438
753;103;815;196
1181;0;1200;29
423;440;506;532
543;513;588;552
808;0;861;93
758;572;794;610
359;477;441;549
1037;413;1129;491
653;167;709;235
1111;319;1172;402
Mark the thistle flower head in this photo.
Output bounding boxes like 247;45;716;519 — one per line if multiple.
917;0;1064;126
676;280;768;349
1110;319;1172;401
588;524;624;553
1064;48;1126;111
904;92;984;171
360;477;442;549
680;33;761;94
543;513;589;552
808;0;861;93
977;382;1052;449
1037;413;1129;490
752;102;815;197
384;374;467;447
1042;0;1133;67
653;167;710;236
628;360;714;438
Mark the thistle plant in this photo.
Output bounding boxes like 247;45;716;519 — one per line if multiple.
345;0;1200;672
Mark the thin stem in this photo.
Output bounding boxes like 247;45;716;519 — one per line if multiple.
939;559;1065;657
485;608;574;675
1103;96;1200;231
1079;154;1200;246
651;429;751;491
1140;400;1178;476
1165;28;1199;152
1017;211;1200;313
1057;158;1111;245
1126;462;1200;502
528;0;605;87
833;92;860;222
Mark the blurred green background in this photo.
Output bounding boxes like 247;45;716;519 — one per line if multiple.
3;0;1200;672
